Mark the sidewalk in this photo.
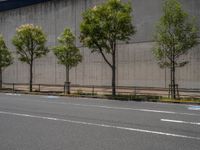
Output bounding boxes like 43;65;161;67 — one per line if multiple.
2;83;200;98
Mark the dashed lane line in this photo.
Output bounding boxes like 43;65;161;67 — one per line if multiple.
161;119;200;125
0;111;200;141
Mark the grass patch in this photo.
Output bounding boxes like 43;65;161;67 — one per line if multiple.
75;89;97;96
104;94;160;101
160;97;200;104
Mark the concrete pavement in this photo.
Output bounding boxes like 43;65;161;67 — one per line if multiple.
0;93;200;150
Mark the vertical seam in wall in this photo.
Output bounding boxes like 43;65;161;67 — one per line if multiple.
75;0;77;85
54;1;57;84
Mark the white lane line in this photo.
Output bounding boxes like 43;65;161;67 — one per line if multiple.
161;119;200;126
43;96;59;99
0;111;200;140
188;106;200;111
39;101;200;116
5;93;21;96
2;94;200;116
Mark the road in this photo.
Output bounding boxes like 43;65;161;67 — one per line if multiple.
0;93;200;150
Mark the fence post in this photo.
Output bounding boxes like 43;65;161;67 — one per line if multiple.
12;83;15;92
168;84;171;98
38;84;40;92
134;87;136;96
175;84;180;99
92;86;94;95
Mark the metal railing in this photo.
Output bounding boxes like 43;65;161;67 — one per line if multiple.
1;82;200;98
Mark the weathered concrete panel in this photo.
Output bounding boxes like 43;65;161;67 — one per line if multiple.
0;0;200;89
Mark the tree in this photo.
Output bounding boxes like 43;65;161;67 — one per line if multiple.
153;0;199;99
53;28;82;94
0;35;13;89
12;24;48;92
80;0;135;96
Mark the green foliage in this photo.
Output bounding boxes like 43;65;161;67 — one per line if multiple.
80;0;135;58
153;0;199;68
53;28;82;69
0;35;13;68
12;24;48;64
80;0;135;96
153;0;199;99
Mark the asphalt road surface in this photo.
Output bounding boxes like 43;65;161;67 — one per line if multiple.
0;93;200;150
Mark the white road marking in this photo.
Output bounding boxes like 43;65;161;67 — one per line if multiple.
0;111;200;140
43;96;59;99
39;101;200;116
2;93;200;116
188;106;200;111
5;93;21;96
161;119;200;125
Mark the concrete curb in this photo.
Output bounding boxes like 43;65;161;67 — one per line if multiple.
0;90;199;105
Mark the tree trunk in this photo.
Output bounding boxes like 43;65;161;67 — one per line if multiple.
65;65;70;94
170;66;172;99
169;47;176;99
29;61;33;92
172;61;176;99
112;65;116;96
112;43;116;96
66;65;69;83
0;67;2;89
170;61;176;99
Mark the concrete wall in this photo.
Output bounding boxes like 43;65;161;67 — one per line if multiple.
0;0;200;89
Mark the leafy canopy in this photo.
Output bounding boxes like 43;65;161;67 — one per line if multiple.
0;35;13;68
80;0;136;55
53;28;82;69
153;0;199;68
12;24;48;64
